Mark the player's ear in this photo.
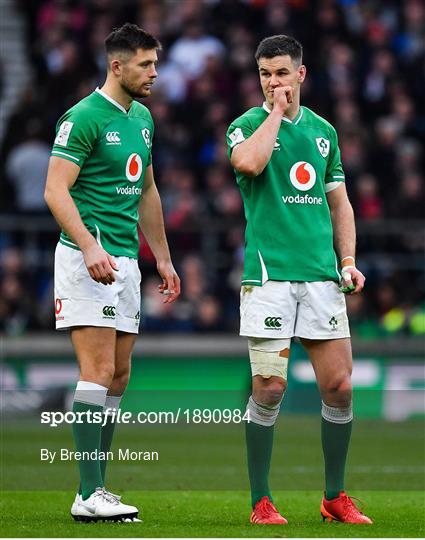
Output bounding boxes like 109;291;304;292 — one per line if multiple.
110;58;122;77
298;65;306;84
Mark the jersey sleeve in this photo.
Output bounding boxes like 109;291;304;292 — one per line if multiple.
51;108;98;168
147;117;154;166
324;127;345;193
226;116;255;158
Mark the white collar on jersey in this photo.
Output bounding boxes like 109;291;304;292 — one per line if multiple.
262;101;303;125
95;87;129;114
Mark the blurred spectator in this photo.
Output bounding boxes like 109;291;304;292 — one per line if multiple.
0;247;37;335
1;0;424;335
168;21;225;81
193;296;223;333
142;275;192;332
392;172;425;220
354;174;383;221
5;119;49;213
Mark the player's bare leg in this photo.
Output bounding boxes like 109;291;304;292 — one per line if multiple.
72;327;116;387
301;337;372;523
100;331;136;488
110;331;136;395
72;326;115;500
92;330;141;521
69;327;138;521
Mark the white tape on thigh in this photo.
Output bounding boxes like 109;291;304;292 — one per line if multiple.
248;338;290;379
247;395;280;427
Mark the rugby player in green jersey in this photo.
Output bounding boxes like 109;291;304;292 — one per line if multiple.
226;35;372;525
44;23;180;522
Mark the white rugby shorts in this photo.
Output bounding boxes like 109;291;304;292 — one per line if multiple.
54;242;141;333
240;280;350;339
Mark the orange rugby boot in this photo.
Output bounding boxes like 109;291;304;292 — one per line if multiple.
321;491;373;524
250;496;288;524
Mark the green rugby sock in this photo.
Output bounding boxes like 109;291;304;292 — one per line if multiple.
72;381;107;500
246;397;279;507
100;395;122;485
321;401;353;500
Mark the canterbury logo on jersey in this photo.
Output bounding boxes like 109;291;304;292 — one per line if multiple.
264;317;282;329
102;306;116;318
106;131;121;144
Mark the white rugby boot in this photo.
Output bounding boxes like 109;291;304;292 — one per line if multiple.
70;493;81;517
70;488;139;522
103;489;142;522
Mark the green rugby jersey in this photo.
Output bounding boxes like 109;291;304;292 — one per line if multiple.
226;104;345;285
51;88;154;259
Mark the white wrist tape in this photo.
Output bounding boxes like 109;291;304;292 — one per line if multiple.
341;265;356;280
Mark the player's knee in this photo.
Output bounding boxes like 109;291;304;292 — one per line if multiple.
322;375;352;407
81;364;115;388
111;369;130;393
254;377;287;407
100;365;116;387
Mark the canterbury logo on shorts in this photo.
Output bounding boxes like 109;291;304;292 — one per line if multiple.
102;305;116;318
264;316;282;329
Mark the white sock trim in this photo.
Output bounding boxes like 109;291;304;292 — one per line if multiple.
247;395;280;427
321;401;353;424
104;395;122;414
76;381;108;391
74;381;108;407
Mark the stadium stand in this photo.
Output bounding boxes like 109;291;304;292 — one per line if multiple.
0;0;424;336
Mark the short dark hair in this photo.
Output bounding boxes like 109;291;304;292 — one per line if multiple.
105;23;161;56
255;35;302;65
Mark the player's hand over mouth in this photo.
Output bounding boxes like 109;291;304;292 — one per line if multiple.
272;86;293;115
83;243;118;285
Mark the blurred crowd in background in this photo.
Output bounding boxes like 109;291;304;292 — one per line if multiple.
0;0;424;337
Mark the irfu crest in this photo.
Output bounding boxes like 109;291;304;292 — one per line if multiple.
316;137;330;158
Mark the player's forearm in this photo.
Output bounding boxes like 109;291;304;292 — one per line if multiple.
44;187;96;251
231;109;282;176
138;184;172;263
330;200;356;264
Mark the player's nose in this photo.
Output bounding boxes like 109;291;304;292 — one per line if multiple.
270;75;280;87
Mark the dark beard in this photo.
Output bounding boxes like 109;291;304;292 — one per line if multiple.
121;80;148;100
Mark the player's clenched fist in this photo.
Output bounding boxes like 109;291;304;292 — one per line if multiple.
272;86;293;114
83;243;118;285
340;265;366;294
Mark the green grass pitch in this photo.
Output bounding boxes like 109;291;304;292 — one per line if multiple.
1;416;424;537
1;490;424;537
